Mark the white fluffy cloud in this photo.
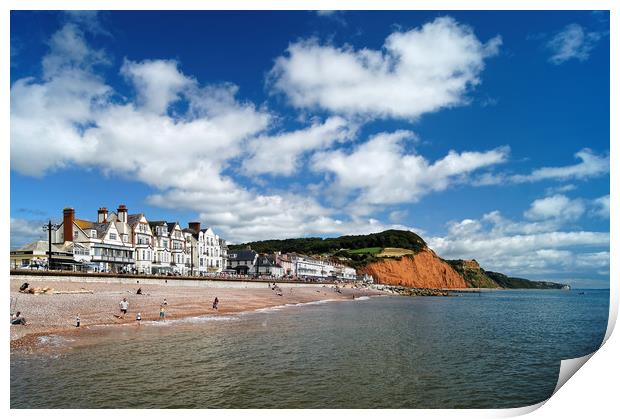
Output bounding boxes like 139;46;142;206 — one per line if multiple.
148;187;419;243
312;130;508;206
11;22;111;176
242;116;356;176
592;195;610;219
546;23;603;64
515;149;609;182
120;59;194;115
270;16;501;119
11;22;428;243
475;148;609;186
524;194;585;221
429;206;609;281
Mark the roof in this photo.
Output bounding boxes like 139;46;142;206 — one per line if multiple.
257;256;276;267
166;222;180;233
74;219;94;230
148;221;167;227
182;228;199;239
229;249;257;261
15;240;66;254
127;213;143;226
92;222;111;239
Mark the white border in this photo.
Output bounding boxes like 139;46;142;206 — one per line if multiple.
3;1;616;418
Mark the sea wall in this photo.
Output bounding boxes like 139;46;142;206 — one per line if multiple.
358;249;468;289
10;273;326;289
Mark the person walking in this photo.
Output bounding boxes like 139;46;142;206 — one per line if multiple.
136;312;142;325
212;297;219;310
76;314;80;328
159;305;166;320
119;298;129;318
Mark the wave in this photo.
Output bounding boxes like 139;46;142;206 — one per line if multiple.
36;334;75;347
141;315;239;326
251;299;341;314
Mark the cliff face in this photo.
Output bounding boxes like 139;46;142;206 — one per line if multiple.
358;249;468;289
445;259;500;289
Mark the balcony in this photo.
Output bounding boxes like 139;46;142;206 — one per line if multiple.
92;255;135;264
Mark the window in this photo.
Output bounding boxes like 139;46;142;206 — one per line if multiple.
110;233;117;240
91;230;96;238
73;231;79;240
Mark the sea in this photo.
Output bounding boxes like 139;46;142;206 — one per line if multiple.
10;289;609;409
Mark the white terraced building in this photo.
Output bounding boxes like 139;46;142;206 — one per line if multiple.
52;206;135;273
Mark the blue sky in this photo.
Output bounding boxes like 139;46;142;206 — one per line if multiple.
10;10;609;287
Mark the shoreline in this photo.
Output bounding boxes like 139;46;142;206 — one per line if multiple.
10;278;386;352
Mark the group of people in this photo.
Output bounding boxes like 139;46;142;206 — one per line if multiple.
117;296;168;325
11;292;222;328
117;295;220;324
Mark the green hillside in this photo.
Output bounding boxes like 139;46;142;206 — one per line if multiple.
230;229;427;255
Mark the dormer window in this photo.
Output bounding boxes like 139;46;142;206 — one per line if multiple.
110;233;117;240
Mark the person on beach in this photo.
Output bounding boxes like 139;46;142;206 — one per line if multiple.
76;314;80;328
136;287;142;295
119;298;129;318
213;297;219;310
11;312;27;325
162;298;168;306
136;312;142;325
159;305;166;320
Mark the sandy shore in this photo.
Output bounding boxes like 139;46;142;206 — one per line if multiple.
10;278;384;350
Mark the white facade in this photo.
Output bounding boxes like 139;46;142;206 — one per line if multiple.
334;265;357;281
292;255;335;278
150;221;172;274
198;227;223;273
183;231;199;275
168;222;186;274
128;214;154;274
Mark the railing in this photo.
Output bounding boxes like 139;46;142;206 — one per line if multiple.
91;255;135;263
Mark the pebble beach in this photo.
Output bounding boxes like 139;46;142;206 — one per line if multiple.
10;277;383;351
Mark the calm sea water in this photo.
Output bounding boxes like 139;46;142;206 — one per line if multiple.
11;289;609;409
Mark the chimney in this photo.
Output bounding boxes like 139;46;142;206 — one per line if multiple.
97;207;108;223
117;204;128;223
188;221;201;233
63;208;75;242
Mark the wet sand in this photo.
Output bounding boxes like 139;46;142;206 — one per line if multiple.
10;278;383;351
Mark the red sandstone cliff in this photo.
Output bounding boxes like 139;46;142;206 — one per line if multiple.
358;249;468;289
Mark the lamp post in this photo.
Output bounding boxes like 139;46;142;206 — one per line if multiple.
42;220;60;271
